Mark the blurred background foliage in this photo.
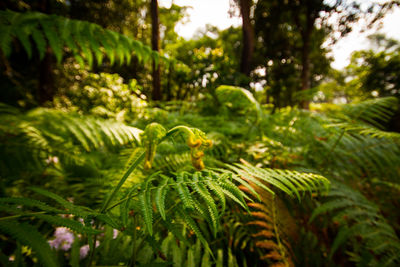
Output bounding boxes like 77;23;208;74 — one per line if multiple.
1;0;400;266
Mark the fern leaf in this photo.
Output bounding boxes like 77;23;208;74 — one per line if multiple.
0;221;58;267
87;23;103;65
160;216;191;246
139;177;154;236
312;182;400;265
29;187;94;217
204;176;226;212
15;24;32;58
40;18;63;63
0;24;12;57
213;172;249;211
155;176;170;220
31;26;46;60
0;197;63;213
175;172;195;210
177;208;212;256
231;163;330;199
228;164;278;196
95;214;120;229
69;238;81;267
191;172;219;236
0;10;167;68
34;214;102;234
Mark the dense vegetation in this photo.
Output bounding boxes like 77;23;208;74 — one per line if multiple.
1;1;400;266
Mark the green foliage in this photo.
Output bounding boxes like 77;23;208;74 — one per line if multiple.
215;85;261;118
0;221;58;267
54;71;147;121
0;105;142;180
311;182;400;266
224;162;330;200
0;4;399;265
0;10;165;67
2;94;400;266
141;123;167;169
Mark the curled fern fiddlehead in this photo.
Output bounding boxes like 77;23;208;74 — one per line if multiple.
170;126;213;170
141;123;167;169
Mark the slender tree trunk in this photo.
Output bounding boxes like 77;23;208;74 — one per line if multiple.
166;63;172;101
299;6;315;110
38;47;54;104
38;0;54;105
150;0;161;101
300;29;311;110
239;0;254;77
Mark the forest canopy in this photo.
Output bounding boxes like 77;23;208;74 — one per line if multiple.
1;0;400;266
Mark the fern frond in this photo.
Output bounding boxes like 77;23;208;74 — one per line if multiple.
311;182;400;265
340;97;398;128
34;214;102;234
155;176;170;220
204;177;226;213
0;221;58;267
226;162;329;200
160;216;190;247
29;187;94;218
139;175;156;236
175;172;195;210
191;196;216;236
191;172;219;236
0;197;63;213
40;17;63;62
220;179;250;210
0;107;143;178
0;10;166;66
176;208;212;256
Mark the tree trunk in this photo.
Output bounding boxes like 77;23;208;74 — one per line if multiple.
38;0;54;105
239;0;254;76
150;0;161;101
300;29;311;109
299;7;314;110
166;63;172;101
38;47;54;104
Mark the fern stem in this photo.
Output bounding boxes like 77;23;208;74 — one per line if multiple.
271;196;289;267
129;215;138;267
105;193;140;213
106;178;219;212
88;151;145;267
0;211;46;221
89;128;182;266
100;151;145;213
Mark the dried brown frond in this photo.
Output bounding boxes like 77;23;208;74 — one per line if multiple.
251;211;272;222
255;240;279;250
260;250;283;261
247;221;273;230
247;202;268;211
252;230;274;238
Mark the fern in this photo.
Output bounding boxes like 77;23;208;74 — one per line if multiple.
155;176;170;220
310;182;400;266
223;194;295;266
219;162;330;200
0;106;142;178
34;214;102;234
0;221;58;267
339;97;398;129
0;10;168;67
192;172;219;220
0;197;63;213
139;175;156;236
177;207;212;256
29;187;94;217
175;172;195;210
